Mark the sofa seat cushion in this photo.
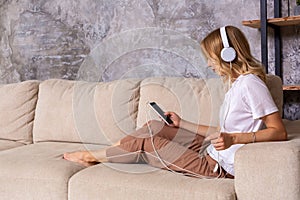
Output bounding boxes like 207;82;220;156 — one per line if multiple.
0;140;24;151
69;163;236;200
0;142;104;200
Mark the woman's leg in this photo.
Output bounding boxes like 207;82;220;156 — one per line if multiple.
64;120;207;170
64;133;229;178
106;134;227;178
63;121;184;166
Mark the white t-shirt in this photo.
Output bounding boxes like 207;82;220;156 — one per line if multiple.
206;74;278;176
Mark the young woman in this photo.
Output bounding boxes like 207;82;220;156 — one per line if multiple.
64;26;287;178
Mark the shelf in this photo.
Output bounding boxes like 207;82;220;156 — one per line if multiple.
283;85;300;91
242;15;300;28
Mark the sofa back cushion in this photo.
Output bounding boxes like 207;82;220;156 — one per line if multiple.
136;75;283;130
0;80;39;144
137;77;226;129
266;74;283;116
33;79;140;145
33;75;282;145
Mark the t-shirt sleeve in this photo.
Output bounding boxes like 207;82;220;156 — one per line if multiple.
243;77;278;119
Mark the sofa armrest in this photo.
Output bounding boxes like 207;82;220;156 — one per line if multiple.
234;137;300;200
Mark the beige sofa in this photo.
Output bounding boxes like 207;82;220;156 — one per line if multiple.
0;75;299;200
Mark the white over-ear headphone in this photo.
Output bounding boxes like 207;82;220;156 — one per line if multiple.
220;26;236;62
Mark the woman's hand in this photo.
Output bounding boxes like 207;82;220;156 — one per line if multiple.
206;132;234;151
164;111;181;127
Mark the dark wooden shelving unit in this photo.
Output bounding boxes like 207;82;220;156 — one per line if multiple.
242;0;300;91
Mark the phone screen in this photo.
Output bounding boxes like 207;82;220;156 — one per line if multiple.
149;102;173;125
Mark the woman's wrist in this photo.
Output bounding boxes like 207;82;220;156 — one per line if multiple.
231;132;257;144
179;119;200;134
179;119;188;129
179;119;198;132
231;134;238;145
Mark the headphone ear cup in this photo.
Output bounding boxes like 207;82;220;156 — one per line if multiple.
220;47;236;62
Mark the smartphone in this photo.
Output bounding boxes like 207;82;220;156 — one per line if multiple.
148;102;173;125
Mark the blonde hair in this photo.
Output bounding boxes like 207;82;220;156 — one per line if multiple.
200;26;266;83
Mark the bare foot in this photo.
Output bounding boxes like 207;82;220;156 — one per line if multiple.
63;151;99;167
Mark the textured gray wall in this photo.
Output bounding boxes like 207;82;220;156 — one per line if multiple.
0;0;299;119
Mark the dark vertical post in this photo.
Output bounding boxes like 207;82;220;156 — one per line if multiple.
274;0;282;78
287;0;290;16
274;0;284;118
260;0;268;73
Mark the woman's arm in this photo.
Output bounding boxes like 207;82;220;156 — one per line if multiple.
210;111;287;151
165;111;218;137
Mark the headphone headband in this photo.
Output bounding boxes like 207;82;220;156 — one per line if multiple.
219;26;236;62
220;26;230;48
